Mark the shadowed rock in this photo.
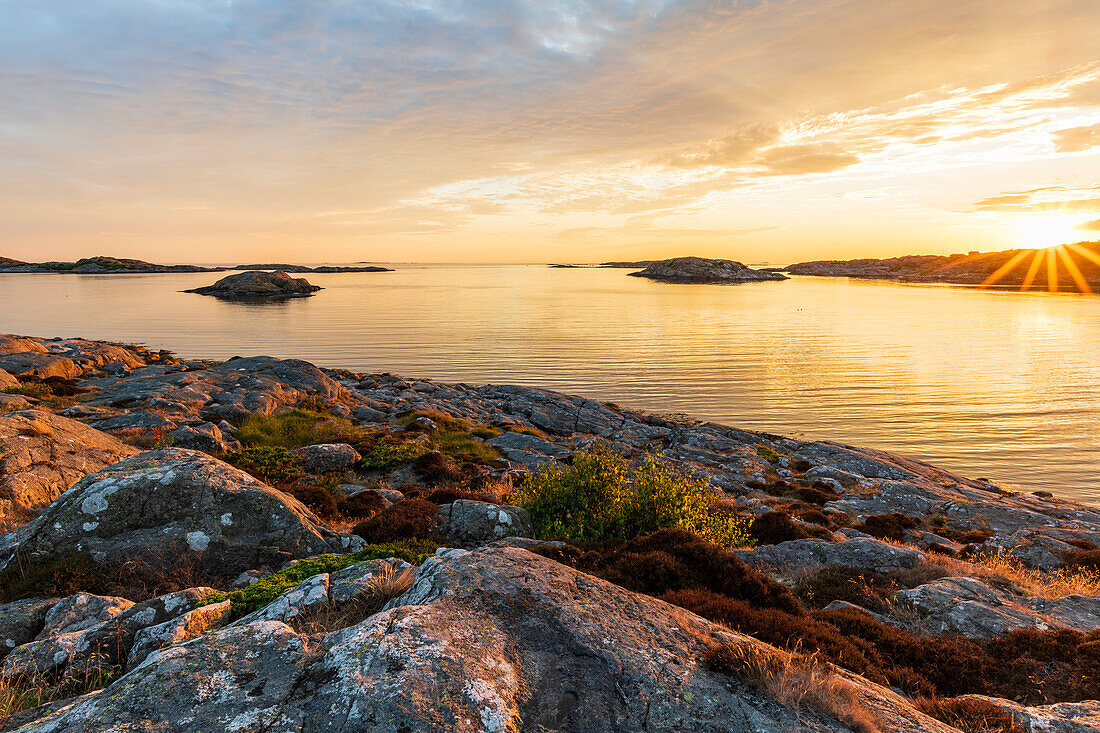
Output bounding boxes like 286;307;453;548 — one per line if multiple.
184;270;322;299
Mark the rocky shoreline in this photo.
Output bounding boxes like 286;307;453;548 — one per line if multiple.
1;333;1099;731
785;242;1100;288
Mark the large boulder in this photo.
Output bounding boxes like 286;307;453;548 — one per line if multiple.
11;547;954;733
436;500;533;546
0;352;82;380
0;410;138;526
184;270;322;299
8;449;346;580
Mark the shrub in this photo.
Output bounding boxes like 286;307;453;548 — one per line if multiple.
413;452;464;485
1064;549;1100;570
913;696;1025;733
223;446;302;484
573;529;801;613
352;499;440;543
283;483;339;518
755;446;782;464
751;512;831;545
853;513;920;542
793;567;894;613
337;490;389;519
675;590;886;680
355;433;431;470
514;450;752;547
201;539;437;619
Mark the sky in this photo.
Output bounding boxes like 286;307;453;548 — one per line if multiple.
1;0;1099;264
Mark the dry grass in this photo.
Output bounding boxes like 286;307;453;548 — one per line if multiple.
704;643;885;733
0;658;116;728
928;551;1100;599
289;564;416;636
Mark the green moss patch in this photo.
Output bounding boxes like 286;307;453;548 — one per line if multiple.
201;538;438;619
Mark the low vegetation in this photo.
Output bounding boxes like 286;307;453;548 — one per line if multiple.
200;538;437;619
703;644;884;733
288;564;417;635
0;551;218;604
0;661;118;727
913;696;1026;733
352;498;440;544
536;526;1100;705
515;450;753;547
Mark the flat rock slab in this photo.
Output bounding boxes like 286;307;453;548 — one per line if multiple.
0;410;138;528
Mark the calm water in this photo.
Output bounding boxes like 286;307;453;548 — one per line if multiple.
3;265;1099;503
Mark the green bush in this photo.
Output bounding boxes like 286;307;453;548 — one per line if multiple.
514;450;753;547
201;538;438;619
223;446;303;484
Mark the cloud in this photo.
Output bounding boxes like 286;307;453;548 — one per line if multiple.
1079;218;1100;231
2;0;1100;261
1053;123;1100;152
757;145;861;175
972;186;1100;213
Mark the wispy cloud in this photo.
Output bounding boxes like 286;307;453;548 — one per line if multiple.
1;0;1099;261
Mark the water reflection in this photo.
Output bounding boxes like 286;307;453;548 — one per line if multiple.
3;266;1098;503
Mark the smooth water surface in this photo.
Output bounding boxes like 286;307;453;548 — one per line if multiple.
3;265;1098;502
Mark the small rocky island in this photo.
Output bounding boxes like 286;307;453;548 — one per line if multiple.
0;332;1099;731
629;256;789;283
184;270;322;299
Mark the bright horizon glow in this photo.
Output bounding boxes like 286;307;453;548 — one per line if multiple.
1012;215;1087;249
1;1;1099;264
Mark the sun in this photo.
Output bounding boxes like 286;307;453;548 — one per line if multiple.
1012;214;1082;249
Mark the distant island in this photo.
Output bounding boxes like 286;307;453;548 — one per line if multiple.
0;256;220;274
0;256;394;275
628;257;789;284
786;242;1100;289
600;260;656;268
230;263;393;273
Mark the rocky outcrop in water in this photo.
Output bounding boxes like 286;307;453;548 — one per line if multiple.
184;270;323;299
628;256;789;284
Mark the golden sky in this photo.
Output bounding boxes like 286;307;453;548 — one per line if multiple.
1;0;1099;264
